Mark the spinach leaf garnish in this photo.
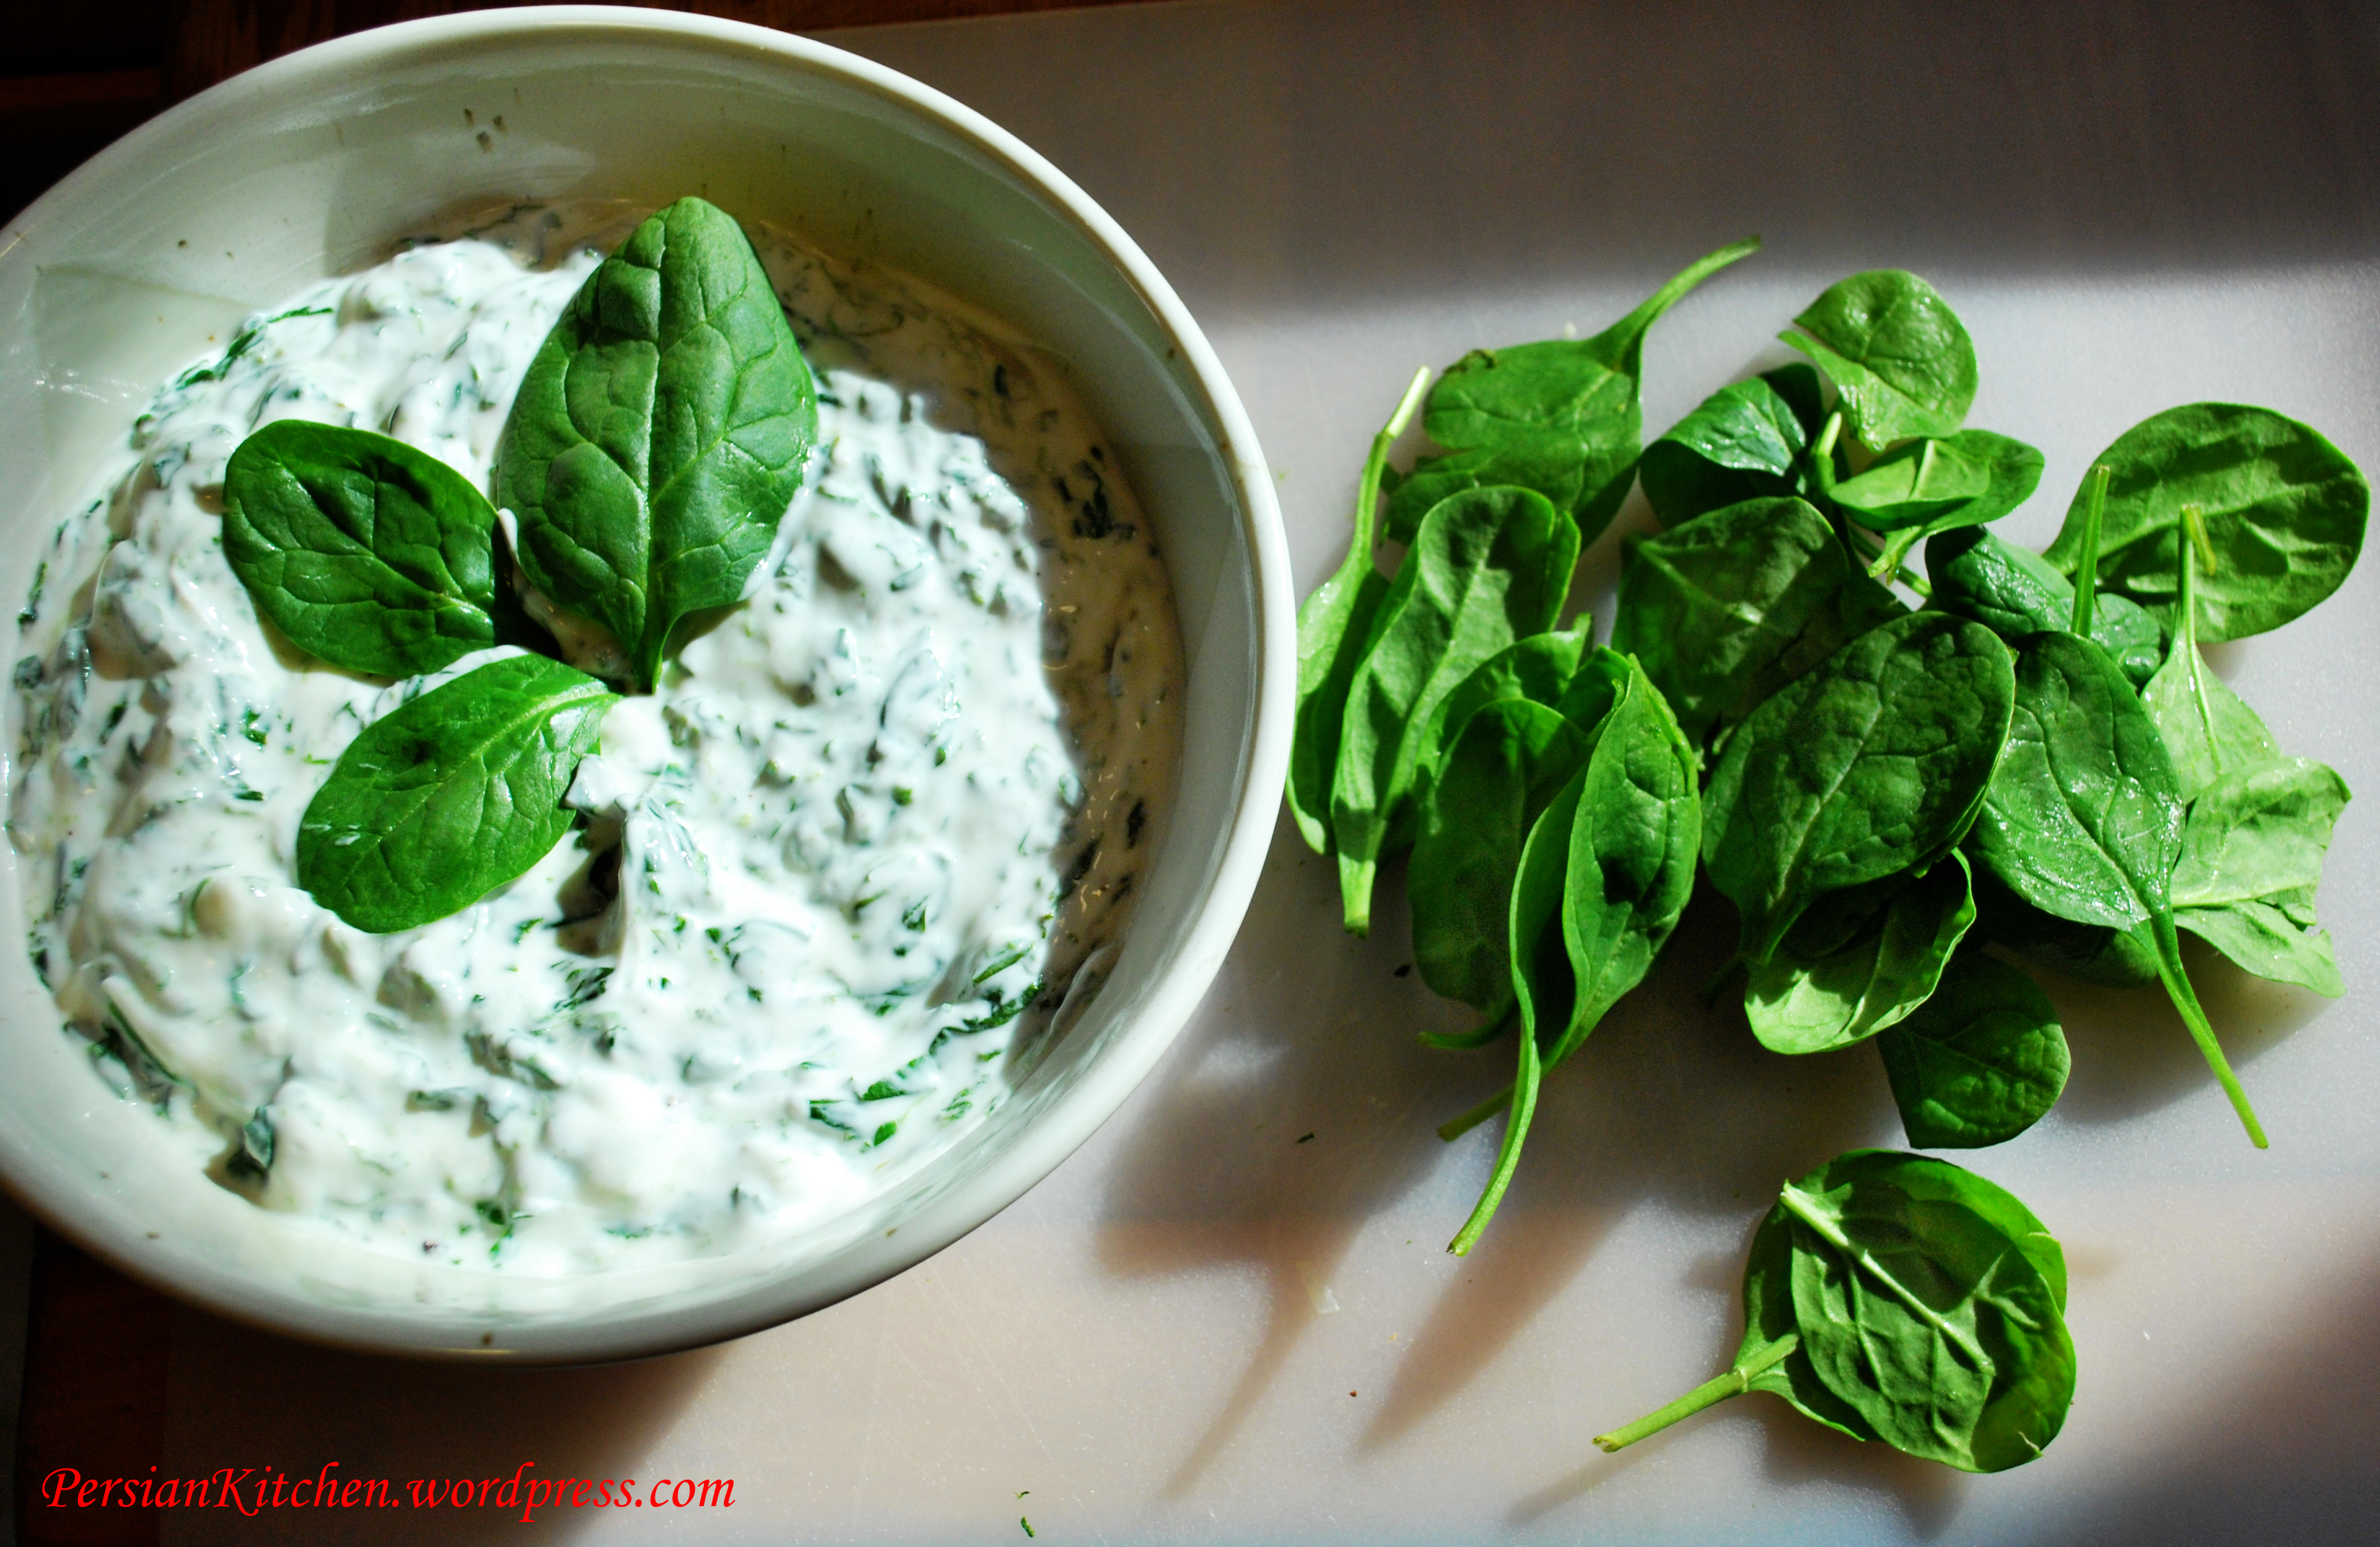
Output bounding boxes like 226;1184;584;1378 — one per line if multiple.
224;420;537;677
1331;484;1579;934
1876;952;2069;1149
214;196;820;932
1594;1151;2071;1471
1781;270;1978;449
1384;238;1760;546
1703;612;2014;966
1288;369;1431;854
2042;402;2369;641
298;655;618;933
497;196;819;692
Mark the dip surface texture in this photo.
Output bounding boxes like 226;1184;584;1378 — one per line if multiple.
9;209;1182;1275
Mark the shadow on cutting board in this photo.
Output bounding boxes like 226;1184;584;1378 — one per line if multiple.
1095;803;2337;1530
1097;813;1924;1511
158;1310;720;1545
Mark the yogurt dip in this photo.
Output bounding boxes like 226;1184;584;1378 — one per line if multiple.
8;205;1182;1275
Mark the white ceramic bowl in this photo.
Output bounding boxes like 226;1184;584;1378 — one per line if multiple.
0;6;1289;1361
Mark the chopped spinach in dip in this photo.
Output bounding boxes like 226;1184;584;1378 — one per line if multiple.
8;206;1182;1274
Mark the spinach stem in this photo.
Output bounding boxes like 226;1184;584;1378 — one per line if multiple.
1436;1082;1514;1141
1447;1029;1541;1254
2070;464;2109;637
1364;367;1434;539
1592;1334;1799;1453
2147;911;2268;1147
1613;237;1764;341
2182;502;2219;576
2174;521;2226;783
1338;855;1377;936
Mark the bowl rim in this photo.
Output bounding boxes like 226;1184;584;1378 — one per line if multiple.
0;3;1294;1362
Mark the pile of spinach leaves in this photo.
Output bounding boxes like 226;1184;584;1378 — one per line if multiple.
220;196;818;934
1292;252;2363;1467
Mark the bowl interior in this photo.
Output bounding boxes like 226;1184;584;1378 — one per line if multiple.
0;10;1276;1360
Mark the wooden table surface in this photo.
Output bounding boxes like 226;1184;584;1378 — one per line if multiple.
1;6;1141;1542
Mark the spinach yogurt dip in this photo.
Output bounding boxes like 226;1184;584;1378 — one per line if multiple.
8;203;1182;1275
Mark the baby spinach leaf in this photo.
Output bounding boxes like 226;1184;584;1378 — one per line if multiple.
2138;524;2277;800
1408;699;1595;1022
1289;367;1432;854
2041;403;2369;641
1782;1152;2074;1471
223;420;526;678
1594;1150;2071;1472
497;196;819;692
1782;271;1978;449
1408;626;1608;820
1447;662;1699;1253
2171;756;2350;997
298;655;618;933
1963;630;2265;1145
1640;366;1824;528
1924;526;2163;686
1703;612;2014;965
1744;854;1976;1056
1842;431;2044;583
1332;485;1579;934
1384;238;1760;545
1611;496;1852;745
1876;952;2069;1148
1830;434;1992;526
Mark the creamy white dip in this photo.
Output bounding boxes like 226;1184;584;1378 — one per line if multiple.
8;205;1182;1275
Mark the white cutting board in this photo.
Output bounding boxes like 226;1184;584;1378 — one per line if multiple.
160;2;2380;1542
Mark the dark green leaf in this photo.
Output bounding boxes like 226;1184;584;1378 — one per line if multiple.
1832;435;1993;526
1594;1151;2070;1472
1745;854;1976;1055
1446;660;1701;1253
2041;403;2369;641
1782;1151;2073;1471
1845;431;2044;582
1409;626;1610;819
1331;485;1579;934
1963;630;2265;1144
1703;612;2014;964
1640;366;1823;529
223;421;524;677
1781;271;1978;448
497;196;819;690
297;655;618;933
1408;699;1596;1019
1611;496;1852;745
1877;953;2069;1148
1924;527;2162;687
1289;369;1431;854
1386;238;1760;544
